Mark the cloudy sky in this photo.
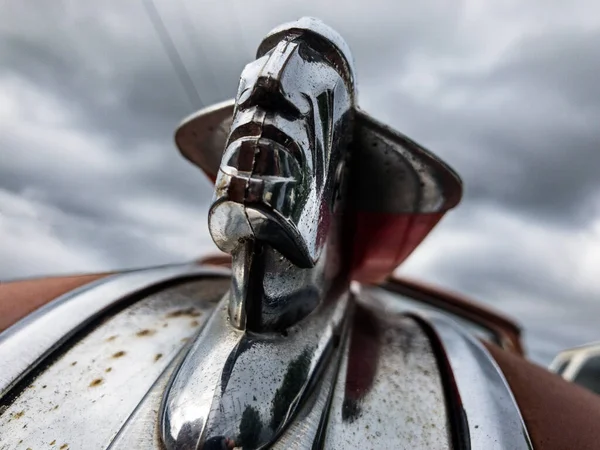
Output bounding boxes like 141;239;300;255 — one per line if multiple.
1;0;599;363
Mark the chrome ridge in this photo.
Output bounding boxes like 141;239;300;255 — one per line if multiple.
424;316;533;449
357;283;533;449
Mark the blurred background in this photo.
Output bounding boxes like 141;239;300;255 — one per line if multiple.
1;0;599;364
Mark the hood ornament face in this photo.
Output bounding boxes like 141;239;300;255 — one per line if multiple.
209;20;355;269
177;17;462;333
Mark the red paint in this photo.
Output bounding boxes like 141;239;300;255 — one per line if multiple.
350;211;445;283
344;306;381;402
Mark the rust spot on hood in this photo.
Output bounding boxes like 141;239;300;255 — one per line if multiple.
89;378;103;387
136;329;156;337
166;307;202;318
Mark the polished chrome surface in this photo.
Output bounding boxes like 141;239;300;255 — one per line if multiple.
209;18;355;268
174;19;462;286
160;285;452;450
0;264;229;399
426;316;533;449
176;76;462;287
257;17;356;89
160;286;351;449
161;17;465;450
0;277;229;450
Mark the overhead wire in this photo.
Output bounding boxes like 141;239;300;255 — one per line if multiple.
176;0;225;101
229;0;255;61
141;0;206;110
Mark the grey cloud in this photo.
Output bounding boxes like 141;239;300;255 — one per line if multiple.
400;202;600;363
360;26;600;228
2;1;600;363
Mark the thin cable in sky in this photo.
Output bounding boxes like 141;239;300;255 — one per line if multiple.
177;0;225;100
141;0;205;110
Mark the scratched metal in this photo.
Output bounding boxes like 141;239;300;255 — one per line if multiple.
0;278;229;450
323;308;451;449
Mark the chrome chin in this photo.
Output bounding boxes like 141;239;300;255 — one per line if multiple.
209;32;354;271
0;17;532;450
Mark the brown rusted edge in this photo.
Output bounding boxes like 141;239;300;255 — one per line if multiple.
485;341;600;450
0;273;113;332
380;276;525;355
196;253;232;268
0;258;231;333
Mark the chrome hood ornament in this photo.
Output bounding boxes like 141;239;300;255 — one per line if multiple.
163;17;466;450
177;17;462;332
0;17;534;450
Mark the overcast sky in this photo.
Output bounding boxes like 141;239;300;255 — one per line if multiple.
1;0;599;363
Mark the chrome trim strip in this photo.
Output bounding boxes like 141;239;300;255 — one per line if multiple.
107;341;194;450
0;264;230;398
424;315;533;450
322;307;452;450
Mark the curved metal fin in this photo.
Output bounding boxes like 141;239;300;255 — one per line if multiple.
349;110;463;282
175;99;234;182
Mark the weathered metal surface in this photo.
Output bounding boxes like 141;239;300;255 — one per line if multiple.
0;264;229;399
322;306;451;449
0;278;229;450
107;343;192;449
